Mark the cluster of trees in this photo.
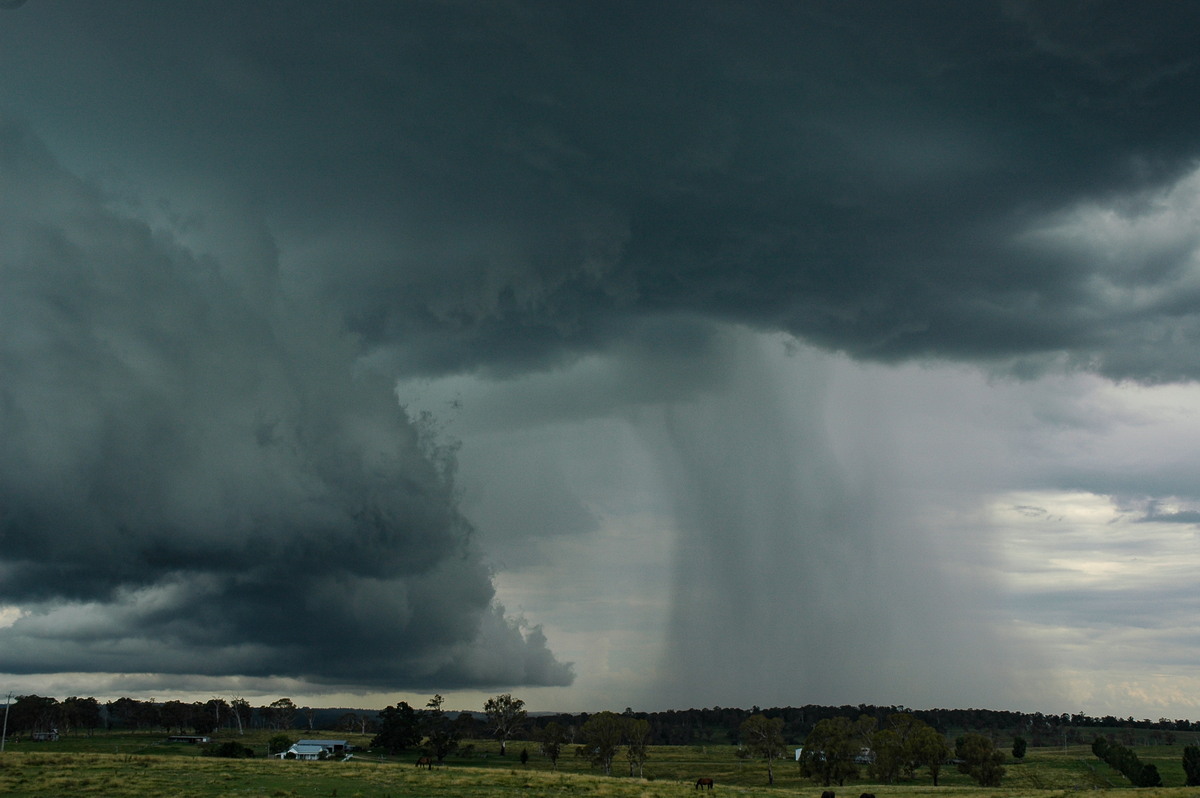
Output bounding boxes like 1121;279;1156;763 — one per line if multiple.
571;711;652;777
371;693;532;765
3;695;102;736
793;713;951;787
1092;736;1162;787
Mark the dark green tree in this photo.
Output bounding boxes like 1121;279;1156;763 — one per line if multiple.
800;716;861;786
267;733;294;756
869;728;904;784
1183;744;1200;786
578;711;625;775
60;696;102;736
205;741;255;758
883;713;926;779
956;733;1006;786
1012;736;1027;759
422;695;460;764
537;721;567;770
266;698;297;730
371;702;422;753
1137;764;1163;787
907;724;950;786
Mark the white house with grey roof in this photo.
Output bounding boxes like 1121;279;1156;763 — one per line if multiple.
276;739;351;760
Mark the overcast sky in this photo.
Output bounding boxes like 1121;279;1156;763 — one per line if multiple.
4;1;1200;719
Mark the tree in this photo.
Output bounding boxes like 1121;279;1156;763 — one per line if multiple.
105;697;144;730
907;724;950;786
1137;764;1163;787
578;711;625;776
800;716;861;786
884;713;929;780
1012;736;1027;760
483;693;527;756
1183;744;1200;786
422;695;460;764
538;721;567;770
266;698;297;730
160;700;191;733
229;697;250;735
869;729;905;784
740;714;787;785
267;733;294;756
454;711;478;740
8;695;59;734
956;733;1005;786
206;740;255;758
625;717;651;778
371;702;421;753
60;696;102;736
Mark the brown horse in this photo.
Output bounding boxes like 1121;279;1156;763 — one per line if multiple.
415;756;433;770
695;777;715;790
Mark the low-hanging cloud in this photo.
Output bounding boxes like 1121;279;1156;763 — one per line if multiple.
0;120;572;689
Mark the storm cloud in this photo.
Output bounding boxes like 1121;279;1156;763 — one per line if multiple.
8;3;1200;382
3;1;1200;710
0;120;570;689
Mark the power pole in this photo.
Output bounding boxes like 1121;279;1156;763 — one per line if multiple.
1;692;12;753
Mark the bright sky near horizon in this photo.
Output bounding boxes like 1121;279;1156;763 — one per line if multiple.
4;1;1200;720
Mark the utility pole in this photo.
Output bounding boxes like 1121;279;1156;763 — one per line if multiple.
2;691;12;753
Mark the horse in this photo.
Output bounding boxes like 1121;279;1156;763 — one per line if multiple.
821;791;836;798
415;756;433;770
695;777;715;790
860;793;876;798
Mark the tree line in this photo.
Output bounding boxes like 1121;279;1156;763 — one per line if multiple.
8;693;1200;751
527;703;1200;748
2;694;329;736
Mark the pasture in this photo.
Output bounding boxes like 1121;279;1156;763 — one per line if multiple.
0;731;1197;798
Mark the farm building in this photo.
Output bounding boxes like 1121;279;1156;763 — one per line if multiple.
277;739;351;760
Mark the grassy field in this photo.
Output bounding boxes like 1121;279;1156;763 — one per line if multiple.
1;732;1197;797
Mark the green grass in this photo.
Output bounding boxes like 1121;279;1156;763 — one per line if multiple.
1;733;1198;797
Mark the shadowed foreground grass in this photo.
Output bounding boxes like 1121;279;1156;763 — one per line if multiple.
3;751;1200;798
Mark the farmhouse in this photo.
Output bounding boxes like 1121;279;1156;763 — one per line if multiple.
277;739;351;760
279;743;329;760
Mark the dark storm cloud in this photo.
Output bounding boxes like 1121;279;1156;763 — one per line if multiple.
0;121;571;688
8;3;1200;383
4;0;1200;700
